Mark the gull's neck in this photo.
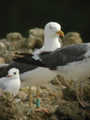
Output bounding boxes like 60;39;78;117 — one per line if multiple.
33;35;61;59
42;36;61;51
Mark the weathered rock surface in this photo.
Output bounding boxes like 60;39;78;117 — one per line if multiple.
62;32;83;46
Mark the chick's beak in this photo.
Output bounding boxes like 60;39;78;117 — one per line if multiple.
8;75;12;77
56;30;64;37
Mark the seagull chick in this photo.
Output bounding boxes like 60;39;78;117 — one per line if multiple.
0;68;20;95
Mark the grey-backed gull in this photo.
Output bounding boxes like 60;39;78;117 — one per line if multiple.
33;22;64;54
0;22;64;86
0;68;20;95
33;22;64;60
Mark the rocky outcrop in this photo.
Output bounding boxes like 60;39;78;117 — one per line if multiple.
26;28;44;49
62;32;83;46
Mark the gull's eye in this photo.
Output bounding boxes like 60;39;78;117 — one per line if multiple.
13;72;16;75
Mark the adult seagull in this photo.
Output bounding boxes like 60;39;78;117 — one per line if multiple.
0;22;64;86
17;43;90;107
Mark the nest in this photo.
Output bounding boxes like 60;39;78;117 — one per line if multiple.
0;81;90;120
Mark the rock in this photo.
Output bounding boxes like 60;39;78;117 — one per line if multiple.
26;28;44;49
62;32;83;46
6;32;25;50
2;51;15;63
0;39;11;52
0;41;6;48
6;32;23;41
0;39;13;63
0;57;5;64
0;40;7;55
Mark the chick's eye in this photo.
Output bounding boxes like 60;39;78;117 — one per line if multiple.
14;72;16;75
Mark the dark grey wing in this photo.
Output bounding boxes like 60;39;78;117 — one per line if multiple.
13;52;51;64
13;52;52;66
40;44;87;69
0;66;8;78
0;52;52;78
12;44;88;69
7;62;38;73
0;61;38;78
13;53;33;63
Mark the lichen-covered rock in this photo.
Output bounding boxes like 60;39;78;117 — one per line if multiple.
0;57;6;64
6;32;25;50
62;32;83;46
26;28;44;49
3;51;15;63
0;39;7;55
28;28;44;40
6;32;23;41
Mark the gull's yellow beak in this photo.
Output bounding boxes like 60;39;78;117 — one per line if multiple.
56;30;64;37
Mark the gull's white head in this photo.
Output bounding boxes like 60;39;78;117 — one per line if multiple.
8;68;20;78
42;22;64;51
44;22;64;38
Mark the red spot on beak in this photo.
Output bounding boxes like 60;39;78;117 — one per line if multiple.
8;75;12;77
